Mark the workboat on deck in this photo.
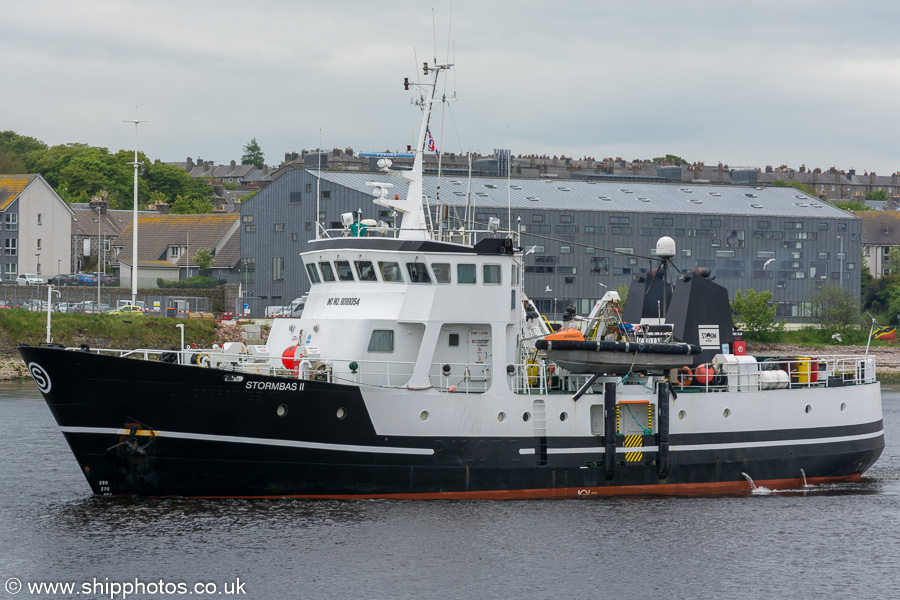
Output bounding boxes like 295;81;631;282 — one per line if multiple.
20;60;883;499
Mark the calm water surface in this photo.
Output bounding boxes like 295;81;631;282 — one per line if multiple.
2;380;899;600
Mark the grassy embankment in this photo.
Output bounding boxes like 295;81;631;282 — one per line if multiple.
0;311;218;355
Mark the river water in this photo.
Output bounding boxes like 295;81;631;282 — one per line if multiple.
2;380;899;600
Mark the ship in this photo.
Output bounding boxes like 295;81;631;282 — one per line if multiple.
19;61;883;498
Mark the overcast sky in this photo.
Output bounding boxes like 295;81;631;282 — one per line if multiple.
4;1;899;174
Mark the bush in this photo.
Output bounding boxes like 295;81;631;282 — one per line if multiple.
156;276;218;289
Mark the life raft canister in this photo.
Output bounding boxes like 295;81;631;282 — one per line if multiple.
677;366;693;386
694;363;715;385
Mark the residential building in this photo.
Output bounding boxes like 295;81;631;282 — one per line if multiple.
858;211;900;276
0;174;73;281
113;213;241;287
69;195;135;275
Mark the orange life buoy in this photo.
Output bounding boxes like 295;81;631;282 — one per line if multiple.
677;366;693;387
694;363;714;385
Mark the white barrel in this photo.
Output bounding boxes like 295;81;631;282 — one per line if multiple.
759;370;790;390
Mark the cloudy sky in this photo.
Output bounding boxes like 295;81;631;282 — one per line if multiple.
4;1;899;174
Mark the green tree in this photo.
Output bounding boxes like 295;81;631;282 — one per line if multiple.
731;289;782;334
0;131;47;162
865;190;889;202
810;285;862;336
22;143;143;205
146;161;212;204
860;248;873;294
772;179;818;197
241;138;265;169
652;154;687;165
194;248;214;271
0;150;25;174
831;200;870;211
885;247;900;276
170;194;213;214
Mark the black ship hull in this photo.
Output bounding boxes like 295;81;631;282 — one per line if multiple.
21;345;884;498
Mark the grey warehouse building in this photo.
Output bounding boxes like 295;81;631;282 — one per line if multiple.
240;169;861;322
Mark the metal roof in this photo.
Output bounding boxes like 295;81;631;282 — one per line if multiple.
315;171;856;220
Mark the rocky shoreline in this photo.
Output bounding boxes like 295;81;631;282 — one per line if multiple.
3;343;898;382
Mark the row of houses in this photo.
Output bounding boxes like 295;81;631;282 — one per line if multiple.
0;175;240;286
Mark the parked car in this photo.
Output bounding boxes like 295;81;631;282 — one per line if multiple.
117;300;146;309
0;300;20;309
73;301;110;315
92;272;118;286
108;304;144;316
16;273;44;286
24;300;50;312
48;274;78;287
73;273;98;286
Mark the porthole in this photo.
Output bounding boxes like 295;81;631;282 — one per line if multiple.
420;410;429;421
336;407;347;419
523;412;531;422
498;412;506;423
723;408;731;418
840;402;846;412
805;404;812;414
276;404;288;417
678;410;687;420
560;412;568;422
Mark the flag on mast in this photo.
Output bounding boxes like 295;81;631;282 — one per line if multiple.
426;128;438;155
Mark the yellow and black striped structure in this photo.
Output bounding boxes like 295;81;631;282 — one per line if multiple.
624;434;643;462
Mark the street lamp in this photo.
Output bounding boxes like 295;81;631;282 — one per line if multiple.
57;258;61;276
35;252;40;275
97;205;102;307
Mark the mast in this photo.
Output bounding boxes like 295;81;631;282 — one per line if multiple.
372;62;451;240
124;113;146;305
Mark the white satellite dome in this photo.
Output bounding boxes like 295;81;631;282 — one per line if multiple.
656;236;676;258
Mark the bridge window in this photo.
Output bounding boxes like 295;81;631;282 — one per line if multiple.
379;261;404;282
355;260;377;281
305;263;321;284
483;264;501;284
457;264;476;284
319;262;335;282
431;262;451;283
406;262;432;283
335;261;355;281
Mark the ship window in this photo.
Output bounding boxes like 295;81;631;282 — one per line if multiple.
319;262;335;282
354;260;377;281
483;264;501;284
379;261;404;282
335;261;355;281
367;329;394;353
406;262;432;283
449;333;459;347
305;263;321;284
457;264;477;284
431;262;451;283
